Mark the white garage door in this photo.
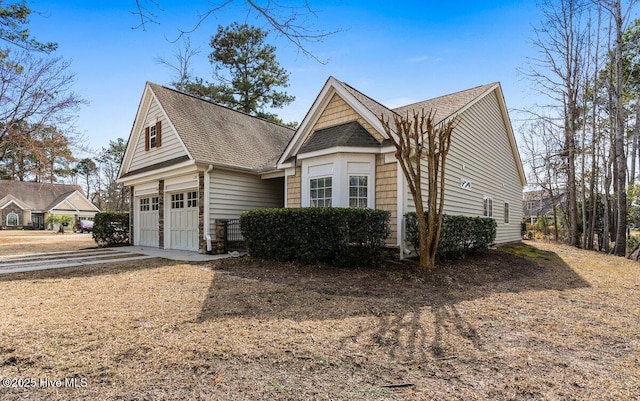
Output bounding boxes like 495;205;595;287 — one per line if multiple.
138;196;159;247
169;191;199;251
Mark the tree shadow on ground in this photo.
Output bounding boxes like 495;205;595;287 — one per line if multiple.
197;242;590;360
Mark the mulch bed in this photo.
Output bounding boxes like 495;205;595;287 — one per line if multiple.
0;239;639;400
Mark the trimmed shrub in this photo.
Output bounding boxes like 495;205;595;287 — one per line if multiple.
240;207;390;267
92;212;130;247
405;212;496;259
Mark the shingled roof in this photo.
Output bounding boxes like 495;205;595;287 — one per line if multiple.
336;78;497;125
149;83;295;171
299;121;382;153
393;83;497;123
0;180;84;211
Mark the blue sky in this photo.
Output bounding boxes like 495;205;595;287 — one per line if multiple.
26;0;542;155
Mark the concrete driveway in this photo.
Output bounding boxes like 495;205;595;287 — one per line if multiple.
0;246;229;275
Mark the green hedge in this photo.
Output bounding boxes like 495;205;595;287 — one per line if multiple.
405;212;496;259
240;208;390;267
92;212;130;247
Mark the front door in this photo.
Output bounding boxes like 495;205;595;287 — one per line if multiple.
32;213;44;230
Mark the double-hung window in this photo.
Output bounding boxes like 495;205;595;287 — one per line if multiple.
310;177;332;207
483;196;493;218
149;125;157;148
348;175;368;208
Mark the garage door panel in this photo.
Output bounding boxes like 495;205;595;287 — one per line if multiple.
169;191;198;251
137;196;159;247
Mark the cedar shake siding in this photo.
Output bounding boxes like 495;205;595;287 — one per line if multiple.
287;167;302;208
375;154;398;245
310;94;384;142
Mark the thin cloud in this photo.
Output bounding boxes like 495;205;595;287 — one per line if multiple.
406;55;441;63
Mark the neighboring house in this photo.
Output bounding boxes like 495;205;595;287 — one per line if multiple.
117;82;294;252
0;180;100;230
278;77;526;253
523;189;567;224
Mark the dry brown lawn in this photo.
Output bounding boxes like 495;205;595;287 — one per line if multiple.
0;230;96;255
0;234;639;400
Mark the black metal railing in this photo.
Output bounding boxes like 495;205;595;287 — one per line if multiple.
225;219;245;251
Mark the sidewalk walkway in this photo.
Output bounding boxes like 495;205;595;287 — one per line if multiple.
112;246;230;262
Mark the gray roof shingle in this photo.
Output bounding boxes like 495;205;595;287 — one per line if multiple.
0;180;84;211
149;83;295;171
335;77;496;125
299;121;382;153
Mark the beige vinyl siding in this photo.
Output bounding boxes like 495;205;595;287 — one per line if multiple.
405;90;523;244
209;169;284;235
287;167;302;208
129;97;188;171
309;93;384;142
375;154;398;245
65;192;98;212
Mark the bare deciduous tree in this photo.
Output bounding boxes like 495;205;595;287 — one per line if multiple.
379;109;456;270
132;0;338;63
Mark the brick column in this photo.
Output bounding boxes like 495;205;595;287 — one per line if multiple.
129;186;135;245
158;180;165;249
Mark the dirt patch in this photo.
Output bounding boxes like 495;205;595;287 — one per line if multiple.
0;240;639;400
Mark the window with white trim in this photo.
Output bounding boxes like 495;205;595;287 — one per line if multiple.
187;191;198;208
504;202;510;224
527;201;535;210
6;212;18;226
483;196;493;218
310;177;332;207
140;198;150;211
151;196;159;211
171;193;184;209
149;125;157;148
348;175;368;208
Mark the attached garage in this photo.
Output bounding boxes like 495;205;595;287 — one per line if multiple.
137;195;159;247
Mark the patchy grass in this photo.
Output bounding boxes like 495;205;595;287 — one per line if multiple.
0;237;639;400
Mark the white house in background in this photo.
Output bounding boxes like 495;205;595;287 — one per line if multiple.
277;77;526;252
0;180;99;230
117;82;294;252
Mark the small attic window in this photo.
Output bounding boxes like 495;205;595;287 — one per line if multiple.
144;121;162;151
149;125;157;148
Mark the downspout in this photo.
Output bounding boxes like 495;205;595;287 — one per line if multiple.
204;165;213;252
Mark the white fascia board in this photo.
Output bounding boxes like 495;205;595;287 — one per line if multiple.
278;77;392;165
0;198;28;210
118;83;193;180
119;83;153;179
117;161;198;187
297;145;394;161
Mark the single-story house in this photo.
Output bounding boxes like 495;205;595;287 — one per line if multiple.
118;77;525;255
117;82;294;252
278;77;526;250
0;180;100;230
523;189;567;224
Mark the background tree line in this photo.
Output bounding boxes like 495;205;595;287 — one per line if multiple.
521;0;639;256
